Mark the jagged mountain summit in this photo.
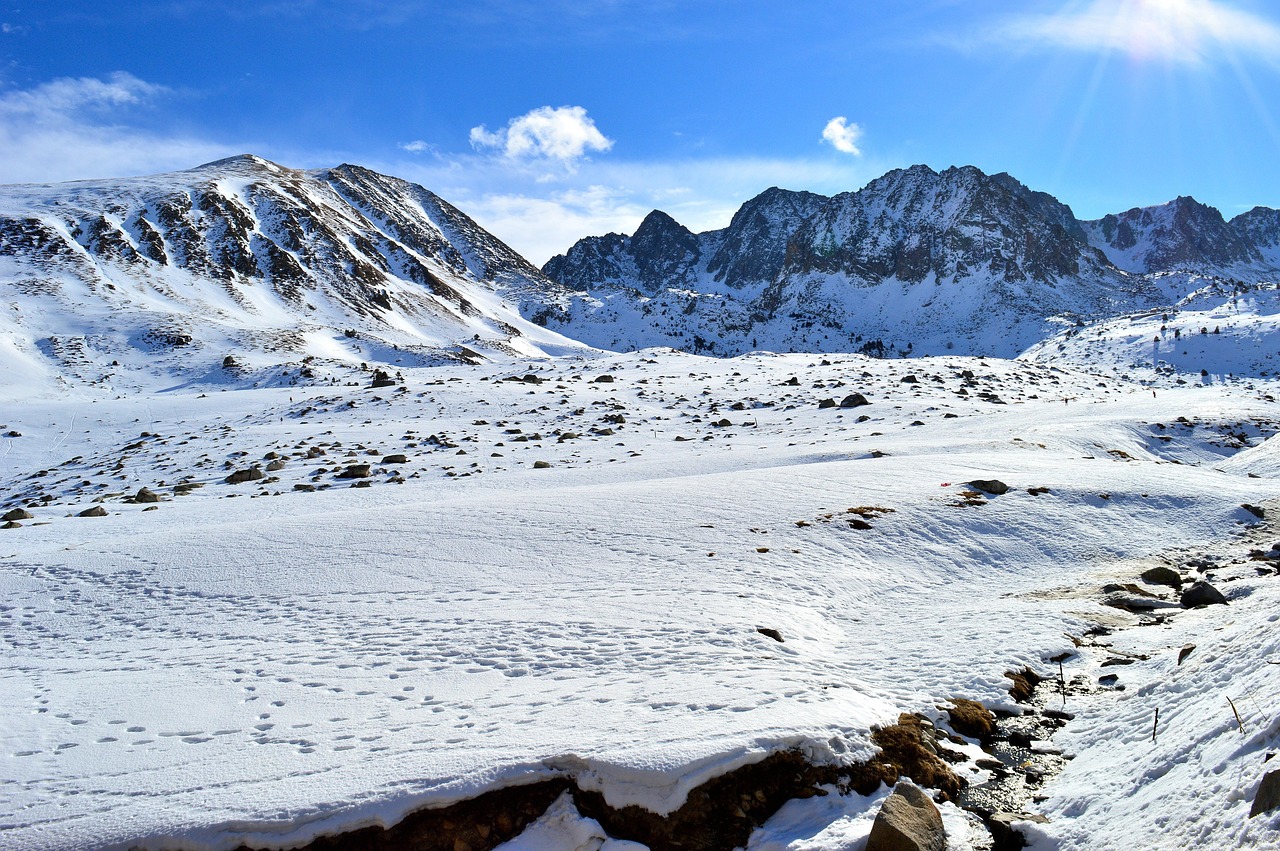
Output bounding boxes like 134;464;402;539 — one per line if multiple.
540;165;1280;358
0;155;576;396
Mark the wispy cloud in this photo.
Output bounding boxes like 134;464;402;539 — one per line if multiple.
0;72;237;183
470;105;613;170
820;116;863;155
398;139;435;154
993;0;1280;65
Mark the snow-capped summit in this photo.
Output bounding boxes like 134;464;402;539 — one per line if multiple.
0;156;575;396
539;165;1280;358
1082;195;1264;274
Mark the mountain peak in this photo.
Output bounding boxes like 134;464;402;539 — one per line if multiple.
189;154;290;176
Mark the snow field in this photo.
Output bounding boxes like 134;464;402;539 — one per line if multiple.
0;350;1278;850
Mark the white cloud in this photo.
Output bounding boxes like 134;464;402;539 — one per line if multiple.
0;72;237;183
820;116;863;156
469;105;613;167
997;0;1280;65
399;139;434;154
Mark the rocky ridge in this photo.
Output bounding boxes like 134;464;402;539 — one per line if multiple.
0;155;575;395
540;165;1280;358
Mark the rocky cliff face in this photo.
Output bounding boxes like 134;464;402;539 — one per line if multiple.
539;165;1280;357
1082;196;1264;274
1231;206;1280;267
0;155;574;394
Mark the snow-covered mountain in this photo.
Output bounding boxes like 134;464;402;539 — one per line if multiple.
1081;196;1265;274
0;155;576;397
541;165;1280;357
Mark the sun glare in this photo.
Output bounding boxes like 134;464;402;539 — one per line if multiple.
1036;0;1280;64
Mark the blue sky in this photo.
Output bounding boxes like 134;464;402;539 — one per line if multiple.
2;0;1280;263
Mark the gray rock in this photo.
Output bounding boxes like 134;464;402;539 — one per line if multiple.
840;393;871;408
1251;769;1280;818
818;398;837;409
265;459;286;472
134;487;160;504
336;464;372;479
533;460;552;469
1181;581;1227;608
756;627;784;643
224;467;265;484
969;479;1010;495
78;505;108;517
866;782;945;851
2;508;33;522
2;521;21;529
381;454;408;464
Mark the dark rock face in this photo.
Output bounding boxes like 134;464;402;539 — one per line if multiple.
865;782;946;851
968;480;1010;495
1251;769;1280;818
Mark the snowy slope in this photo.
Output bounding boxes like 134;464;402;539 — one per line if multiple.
2;348;1279;850
1023;275;1280;383
0;155;580;399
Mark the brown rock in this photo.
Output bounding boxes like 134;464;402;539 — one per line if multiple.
1251;769;1280;818
135;487;160;503
866;782;945;851
2;508;33;521
225;467;265;484
78;505;108;517
336;464;372;479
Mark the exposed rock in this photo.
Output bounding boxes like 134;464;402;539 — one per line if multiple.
2;508;34;521
988;811;1050;851
1180;581;1227;608
2;521;20;529
533;461;552;469
1242;504;1266;520
336;464;372;479
1250;769;1280;818
968;480;1010;495
818;398;837;409
840;393;871;408
381;454;408;464
134;487;160;503
225;467;265;484
594;374;615;383
78;505;108;517
265;459;287;472
865;781;946;851
756;627;784;643
1140;566;1182;588
294;483;317;492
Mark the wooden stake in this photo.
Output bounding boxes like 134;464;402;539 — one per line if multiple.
1228;696;1244;734
1152;708;1160;743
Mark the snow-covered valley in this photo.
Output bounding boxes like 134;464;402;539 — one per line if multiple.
3;347;1280;850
